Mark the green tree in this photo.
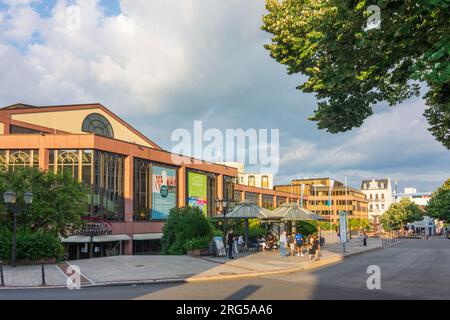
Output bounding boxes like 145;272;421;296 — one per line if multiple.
262;0;450;148
161;206;213;255
427;178;450;221
380;198;423;231
0;167;88;236
349;218;371;232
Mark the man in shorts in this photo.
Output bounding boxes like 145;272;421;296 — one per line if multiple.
295;231;304;257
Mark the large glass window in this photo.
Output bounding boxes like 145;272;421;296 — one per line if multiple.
276;196;287;207
245;192;259;205
48;149;124;221
82;113;114;138
133;158;178;221
262;194;273;209
261;176;269;188
0;150;39;171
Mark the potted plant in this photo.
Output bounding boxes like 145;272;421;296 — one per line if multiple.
185;238;211;256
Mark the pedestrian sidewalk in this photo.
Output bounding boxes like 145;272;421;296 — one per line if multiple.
0;238;382;289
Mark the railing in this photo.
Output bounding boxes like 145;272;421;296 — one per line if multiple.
381;235;422;247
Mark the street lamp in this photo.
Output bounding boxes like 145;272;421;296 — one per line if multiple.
3;191;33;268
215;198;229;244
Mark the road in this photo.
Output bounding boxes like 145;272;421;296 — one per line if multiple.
1;239;449;300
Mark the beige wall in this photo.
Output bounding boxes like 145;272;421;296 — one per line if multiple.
12;109;154;148
0;122;4;134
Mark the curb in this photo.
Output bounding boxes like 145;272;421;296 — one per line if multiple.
0;246;383;290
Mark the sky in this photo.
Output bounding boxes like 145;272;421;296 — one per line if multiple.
0;0;449;192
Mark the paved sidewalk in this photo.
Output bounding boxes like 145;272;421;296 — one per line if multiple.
0;238;382;289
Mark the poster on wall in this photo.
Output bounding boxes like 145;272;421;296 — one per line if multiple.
188;172;208;216
152;165;177;220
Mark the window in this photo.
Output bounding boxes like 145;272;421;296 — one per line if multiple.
248;175;255;187
82;113;114;138
245;192;259;204
261;175;269;188
9;125;41;134
0;150;39;171
262;194;273;209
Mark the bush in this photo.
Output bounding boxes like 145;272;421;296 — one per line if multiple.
162;206;213;255
184;237;211;251
0;230;64;261
296;221;318;236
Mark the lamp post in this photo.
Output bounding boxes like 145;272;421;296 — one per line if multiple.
215;198;229;244
3;191;33;268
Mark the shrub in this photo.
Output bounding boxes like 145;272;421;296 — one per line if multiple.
296;221;318;236
162;206;213;255
0;230;64;261
184;237;211;251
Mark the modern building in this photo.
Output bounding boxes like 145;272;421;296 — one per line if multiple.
0;103;300;259
394;187;432;206
275;178;369;222
217;162;274;189
360;179;393;226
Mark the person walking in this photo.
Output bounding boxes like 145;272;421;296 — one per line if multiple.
313;235;321;260
227;230;235;259
308;234;315;260
363;230;368;246
279;231;287;259
295;231;304;256
288;233;295;256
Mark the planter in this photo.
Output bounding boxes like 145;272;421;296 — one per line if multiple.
187;248;210;257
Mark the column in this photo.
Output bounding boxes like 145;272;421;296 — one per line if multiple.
178;166;186;207
123;155;134;255
217;174;224;200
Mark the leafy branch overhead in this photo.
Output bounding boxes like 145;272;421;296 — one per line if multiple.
262;0;450;148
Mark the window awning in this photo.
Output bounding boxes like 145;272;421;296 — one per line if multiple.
132;233;163;241
60;235;131;243
93;235;131;242
60;236;91;243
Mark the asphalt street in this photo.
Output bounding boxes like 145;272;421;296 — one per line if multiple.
1;239;449;300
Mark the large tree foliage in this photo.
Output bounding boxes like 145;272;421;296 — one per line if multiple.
380;198;423;231
262;0;450;148
427;178;450;221
0;167;88;236
161;206;213;255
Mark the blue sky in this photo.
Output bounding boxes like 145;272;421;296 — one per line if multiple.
0;0;449;192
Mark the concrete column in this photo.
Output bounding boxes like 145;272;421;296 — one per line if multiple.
178;166;186;207
217;174;224;200
38;148;48;171
124;155;134;255
258;193;263;207
241;191;245;202
273;195;277;208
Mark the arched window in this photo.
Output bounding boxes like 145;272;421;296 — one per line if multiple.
248;175;255;187
57;151;80;178
82;113;114;138
9;151;30;170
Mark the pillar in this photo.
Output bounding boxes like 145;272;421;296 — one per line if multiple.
217;174;224;200
124;155;134;255
178;166;186;207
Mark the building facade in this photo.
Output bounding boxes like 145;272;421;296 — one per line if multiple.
395;187;432;206
275;178;369;222
360;179;393;225
217;162;274;189
0;103;301;259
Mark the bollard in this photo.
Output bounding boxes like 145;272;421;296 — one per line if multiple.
0;260;4;286
41;263;46;286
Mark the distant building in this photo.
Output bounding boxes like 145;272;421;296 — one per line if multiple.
216;162;273;190
360;179;393;225
395;187;431;206
275;178;369;222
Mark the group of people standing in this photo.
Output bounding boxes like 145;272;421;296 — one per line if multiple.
279;231;321;260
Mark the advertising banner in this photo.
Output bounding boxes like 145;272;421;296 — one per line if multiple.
152;165;177;220
188;172;208;215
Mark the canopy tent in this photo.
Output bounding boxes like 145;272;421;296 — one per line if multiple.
272;202;326;221
212;201;278;244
